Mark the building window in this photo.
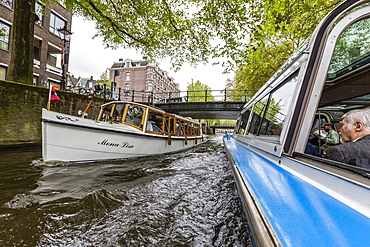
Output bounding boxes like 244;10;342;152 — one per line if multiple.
125;72;130;81
125;83;129;91
147;83;153;91
33;76;38;86
147;70;153;80
49;11;66;36
0;66;7;80
0;0;12;8
125;62;131;67
0;21;11;50
35;2;45;26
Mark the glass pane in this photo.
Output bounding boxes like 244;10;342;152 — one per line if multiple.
0;22;10;50
248;94;269;135
112;103;125;122
0;67;6;80
259;73;299;137
35;3;44;25
147;112;163;133
235;108;250;135
125;105;144;128
327;18;370;79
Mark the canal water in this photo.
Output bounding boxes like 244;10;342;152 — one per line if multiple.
0;135;251;246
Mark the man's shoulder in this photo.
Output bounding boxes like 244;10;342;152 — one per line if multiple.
359;134;370;141
336;135;370;151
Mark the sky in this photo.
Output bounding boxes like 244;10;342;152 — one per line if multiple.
68;16;233;91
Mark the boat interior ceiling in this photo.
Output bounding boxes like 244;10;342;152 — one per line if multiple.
319;55;370;111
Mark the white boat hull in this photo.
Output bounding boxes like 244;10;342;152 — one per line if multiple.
42;109;205;162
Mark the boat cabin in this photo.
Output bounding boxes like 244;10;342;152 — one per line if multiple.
97;102;202;137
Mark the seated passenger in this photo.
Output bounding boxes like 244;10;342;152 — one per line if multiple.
305;143;320;156
325;108;370;166
318;123;340;151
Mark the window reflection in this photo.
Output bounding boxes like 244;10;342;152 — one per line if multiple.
0;21;10;50
248;72;298;137
125;105;144;128
327;18;370;80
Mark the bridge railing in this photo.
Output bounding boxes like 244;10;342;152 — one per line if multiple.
109;89;257;103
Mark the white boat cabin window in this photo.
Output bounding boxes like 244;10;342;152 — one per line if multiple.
248;72;299;138
124;104;145;129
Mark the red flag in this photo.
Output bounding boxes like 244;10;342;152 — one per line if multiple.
50;86;60;106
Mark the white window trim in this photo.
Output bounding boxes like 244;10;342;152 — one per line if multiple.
50;9;68;22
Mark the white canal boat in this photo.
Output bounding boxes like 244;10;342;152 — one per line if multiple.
42;101;206;162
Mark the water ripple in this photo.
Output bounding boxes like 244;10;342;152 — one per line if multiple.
0;136;251;246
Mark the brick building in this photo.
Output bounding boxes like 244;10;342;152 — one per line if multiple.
0;0;72;88
110;58;180;103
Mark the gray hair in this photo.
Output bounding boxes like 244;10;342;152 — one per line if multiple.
343;107;370;131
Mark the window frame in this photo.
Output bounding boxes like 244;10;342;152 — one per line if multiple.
0;20;11;51
49;11;67;37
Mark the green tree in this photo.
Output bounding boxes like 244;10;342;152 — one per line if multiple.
230;0;343;94
97;69;110;83
186;80;214;102
8;0;343;86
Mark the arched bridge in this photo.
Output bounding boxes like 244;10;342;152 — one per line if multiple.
154;101;246;119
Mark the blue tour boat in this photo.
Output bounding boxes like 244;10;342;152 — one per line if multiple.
224;1;370;246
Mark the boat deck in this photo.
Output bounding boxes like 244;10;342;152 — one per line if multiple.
224;136;370;246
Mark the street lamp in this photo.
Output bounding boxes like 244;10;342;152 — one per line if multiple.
57;26;73;91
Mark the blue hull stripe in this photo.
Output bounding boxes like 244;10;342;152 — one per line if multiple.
224;137;370;246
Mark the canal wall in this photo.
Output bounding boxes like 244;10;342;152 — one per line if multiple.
0;80;105;146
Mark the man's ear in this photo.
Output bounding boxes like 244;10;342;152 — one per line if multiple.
354;121;364;131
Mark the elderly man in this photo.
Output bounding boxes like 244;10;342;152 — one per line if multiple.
325;108;370;165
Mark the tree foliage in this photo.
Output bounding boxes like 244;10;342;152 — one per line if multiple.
230;0;344;94
9;0;345;87
62;0;254;69
186;80;214;102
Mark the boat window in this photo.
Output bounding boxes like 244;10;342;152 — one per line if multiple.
112;103;125;122
177;120;187;135
259;73;299;136
124;105;145;128
248;72;299;137
235;108;250;135
327;18;370;81
147;111;164;133
164;117;175;133
301;16;370;166
194;125;200;135
98;105;111;121
248;94;269;135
